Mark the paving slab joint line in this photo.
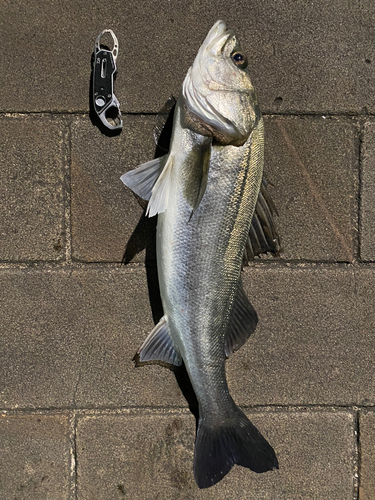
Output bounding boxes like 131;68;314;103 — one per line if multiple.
2;260;375;272
355;410;361;500
64;106;76;266
0;110;373;117
354;408;367;500
353;120;362;263
68;412;78;500
63;117;73;264
63;256;365;266
0;261;146;271
358;120;365;263
0;405;366;417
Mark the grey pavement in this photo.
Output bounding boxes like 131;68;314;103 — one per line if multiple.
0;414;70;500
2;1;375;114
75;410;355;500
0;116;67;262
1;1;375;499
1;267;375;410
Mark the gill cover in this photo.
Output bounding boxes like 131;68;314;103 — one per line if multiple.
182;20;259;145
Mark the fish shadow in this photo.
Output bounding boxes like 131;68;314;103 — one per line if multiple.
122;100;200;423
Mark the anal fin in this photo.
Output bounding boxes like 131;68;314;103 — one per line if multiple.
137;316;182;367
224;280;258;357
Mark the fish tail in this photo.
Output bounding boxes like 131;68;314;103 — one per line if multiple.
194;407;278;489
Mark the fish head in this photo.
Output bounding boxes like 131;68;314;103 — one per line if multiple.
182;20;260;146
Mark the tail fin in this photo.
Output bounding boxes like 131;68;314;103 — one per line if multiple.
194;408;278;489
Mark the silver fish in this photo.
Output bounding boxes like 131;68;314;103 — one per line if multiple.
121;20;278;488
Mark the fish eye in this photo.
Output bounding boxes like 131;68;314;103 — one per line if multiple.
231;51;248;69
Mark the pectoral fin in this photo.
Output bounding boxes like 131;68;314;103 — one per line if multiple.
120;155;168;201
120;154;174;217
224;280;258;357
146;155;174;217
137;316;182;367
243;177;280;264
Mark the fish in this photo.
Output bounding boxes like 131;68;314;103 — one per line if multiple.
121;20;279;488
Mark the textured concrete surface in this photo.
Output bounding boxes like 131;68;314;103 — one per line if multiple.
359;411;375;500
0;116;66;261
360;121;375;261
0;414;70;500
76;410;355;500
70;115;155;263
232;267;375;406
0;268;184;410
264;116;357;261
1;267;375;410
1;1;375;114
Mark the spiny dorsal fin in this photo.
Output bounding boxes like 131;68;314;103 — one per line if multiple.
153;95;177;153
224;280;258;357
243;177;280;265
137;316;182;367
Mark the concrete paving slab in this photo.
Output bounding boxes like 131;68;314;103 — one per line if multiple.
231;266;375;406
70;115;357;263
70;115;155;263
0;413;70;500
1;266;375;410
360;121;375;261
0;268;184;410
0;116;66;261
75;410;355;500
359;411;375;500
264;116;357;261
2;1;375;114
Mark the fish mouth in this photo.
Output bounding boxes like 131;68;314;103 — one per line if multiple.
203;20;234;58
204;20;229;46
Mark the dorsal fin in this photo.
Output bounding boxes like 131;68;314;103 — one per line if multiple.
153;95;177;153
243;177;280;265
